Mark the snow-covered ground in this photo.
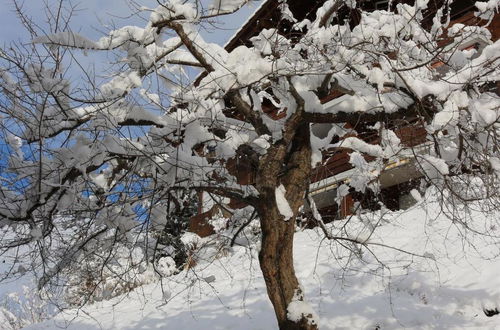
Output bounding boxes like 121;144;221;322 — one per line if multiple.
21;195;500;329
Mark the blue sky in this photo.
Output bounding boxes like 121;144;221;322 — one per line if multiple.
0;0;261;173
0;0;259;170
0;0;260;91
0;0;259;46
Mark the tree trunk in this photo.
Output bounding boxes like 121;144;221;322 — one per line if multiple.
256;123;317;329
258;207;318;330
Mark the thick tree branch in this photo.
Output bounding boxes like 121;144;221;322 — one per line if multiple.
26;117;165;143
303;105;427;124
227;91;271;136
192;185;260;208
156;21;215;72
318;1;344;28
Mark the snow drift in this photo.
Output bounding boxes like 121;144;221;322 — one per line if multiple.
24;190;500;329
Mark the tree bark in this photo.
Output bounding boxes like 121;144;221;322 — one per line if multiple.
258;207;318;330
256;123;317;330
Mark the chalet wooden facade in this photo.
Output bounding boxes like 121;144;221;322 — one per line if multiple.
189;0;500;237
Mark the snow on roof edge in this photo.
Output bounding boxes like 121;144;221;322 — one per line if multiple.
223;0;274;50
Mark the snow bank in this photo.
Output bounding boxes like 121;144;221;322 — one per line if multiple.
25;194;500;329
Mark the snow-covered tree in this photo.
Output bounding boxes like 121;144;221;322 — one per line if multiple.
0;0;499;329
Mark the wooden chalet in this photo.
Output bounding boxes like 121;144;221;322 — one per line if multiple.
189;0;500;236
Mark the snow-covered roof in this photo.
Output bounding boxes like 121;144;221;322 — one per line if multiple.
223;0;272;50
223;0;276;51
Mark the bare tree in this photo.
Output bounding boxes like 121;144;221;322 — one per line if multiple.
0;0;499;329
